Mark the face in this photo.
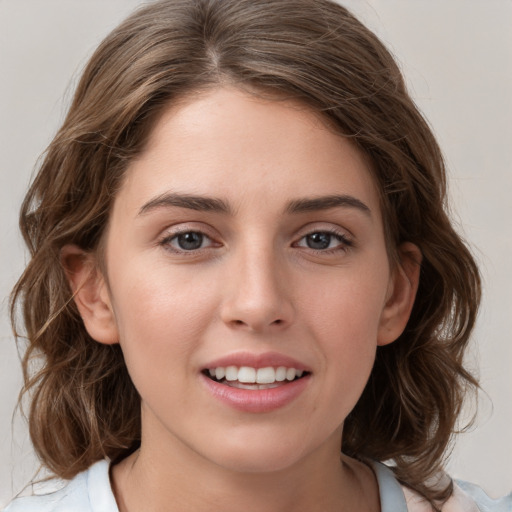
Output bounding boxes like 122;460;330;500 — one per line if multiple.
71;87;418;474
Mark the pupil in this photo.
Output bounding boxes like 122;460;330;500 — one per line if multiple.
178;232;203;250
307;232;330;250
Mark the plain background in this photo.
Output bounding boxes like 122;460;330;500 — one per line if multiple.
1;0;511;506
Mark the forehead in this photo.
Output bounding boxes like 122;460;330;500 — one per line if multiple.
116;86;381;218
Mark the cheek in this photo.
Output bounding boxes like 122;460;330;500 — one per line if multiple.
108;261;219;366
299;260;390;391
302;262;389;342
106;264;222;420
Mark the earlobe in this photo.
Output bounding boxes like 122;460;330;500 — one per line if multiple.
60;244;119;345
377;242;422;346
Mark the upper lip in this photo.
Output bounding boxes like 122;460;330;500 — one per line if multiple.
202;351;311;372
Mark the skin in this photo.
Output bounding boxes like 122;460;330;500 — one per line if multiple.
64;87;421;512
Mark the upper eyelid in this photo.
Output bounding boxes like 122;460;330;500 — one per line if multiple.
295;224;353;239
161;230;213;242
158;222;218;238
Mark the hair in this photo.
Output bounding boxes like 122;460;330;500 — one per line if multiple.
11;0;480;506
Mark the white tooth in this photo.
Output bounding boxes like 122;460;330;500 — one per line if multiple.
209;368;216;377
295;370;304;378
225;366;238;381
226;381;281;390
258;383;280;389
227;381;258;390
238;366;256;383
286;367;296;381
256;367;276;384
215;367;225;380
275;366;287;382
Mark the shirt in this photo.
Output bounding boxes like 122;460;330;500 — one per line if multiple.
3;459;511;511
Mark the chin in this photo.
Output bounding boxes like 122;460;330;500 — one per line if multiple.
204;431;308;475
215;452;302;475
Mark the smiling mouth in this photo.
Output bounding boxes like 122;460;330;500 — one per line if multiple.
202;366;310;390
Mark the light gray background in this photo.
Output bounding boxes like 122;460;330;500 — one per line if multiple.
1;0;511;506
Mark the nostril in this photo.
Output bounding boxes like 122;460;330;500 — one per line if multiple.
239;318;284;326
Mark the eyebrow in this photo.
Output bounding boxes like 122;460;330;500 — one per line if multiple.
138;192;370;217
285;194;371;216
138;192;231;216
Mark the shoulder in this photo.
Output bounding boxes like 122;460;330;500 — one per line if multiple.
402;478;512;512
370;460;511;512
449;480;512;512
2;460;118;512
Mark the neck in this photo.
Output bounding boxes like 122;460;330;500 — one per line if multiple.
111;431;380;512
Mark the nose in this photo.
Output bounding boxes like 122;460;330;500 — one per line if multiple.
219;244;295;333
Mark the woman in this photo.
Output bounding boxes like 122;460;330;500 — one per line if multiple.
4;1;511;510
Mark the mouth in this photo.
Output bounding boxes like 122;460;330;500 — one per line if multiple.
202;366;310;390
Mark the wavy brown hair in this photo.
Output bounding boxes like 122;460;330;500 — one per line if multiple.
11;0;480;506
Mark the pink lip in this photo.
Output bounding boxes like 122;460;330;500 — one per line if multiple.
202;351;311;372
201;373;311;413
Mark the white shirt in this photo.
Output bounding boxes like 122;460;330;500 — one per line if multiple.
3;459;510;511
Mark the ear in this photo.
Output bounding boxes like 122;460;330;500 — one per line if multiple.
60;244;119;345
377;242;422;346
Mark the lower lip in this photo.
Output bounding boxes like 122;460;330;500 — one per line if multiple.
201;374;311;413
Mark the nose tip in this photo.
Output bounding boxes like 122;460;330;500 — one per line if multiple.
220;264;294;333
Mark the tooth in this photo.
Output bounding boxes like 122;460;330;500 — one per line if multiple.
228;381;258;390
238;366;256;383
225;366;238;381
286;368;296;381
258;383;280;389
212;365;304;384
275;367;287;381
256;367;276;384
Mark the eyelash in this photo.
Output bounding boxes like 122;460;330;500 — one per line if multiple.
294;228;353;255
158;228;353;255
158;229;217;254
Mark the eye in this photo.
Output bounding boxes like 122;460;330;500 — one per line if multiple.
163;231;213;251
295;231;352;251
